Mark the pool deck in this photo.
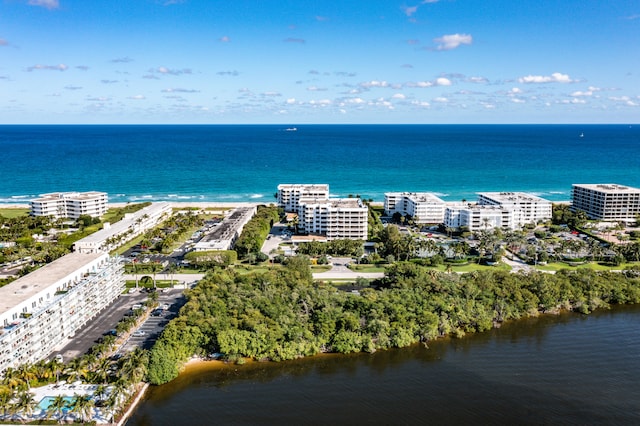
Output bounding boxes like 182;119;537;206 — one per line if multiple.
24;383;114;424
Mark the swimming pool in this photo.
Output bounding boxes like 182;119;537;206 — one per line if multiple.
37;396;74;413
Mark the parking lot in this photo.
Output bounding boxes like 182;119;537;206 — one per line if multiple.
118;288;187;353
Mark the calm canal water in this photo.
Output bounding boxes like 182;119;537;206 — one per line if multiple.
128;305;640;425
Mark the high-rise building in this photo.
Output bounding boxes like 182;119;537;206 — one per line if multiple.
572;184;640;222
0;252;124;373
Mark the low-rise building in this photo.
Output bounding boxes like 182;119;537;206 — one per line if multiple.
74;202;172;254
384;192;446;224
571;184;640;222
0;252;124;373
444;204;516;231
477;192;552;225
30;192;108;219
193;206;257;251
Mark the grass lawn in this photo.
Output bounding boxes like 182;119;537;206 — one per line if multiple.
310;265;332;272
0;208;29;218
535;261;638;272
125;280;176;288
349;265;387;273
429;262;512;272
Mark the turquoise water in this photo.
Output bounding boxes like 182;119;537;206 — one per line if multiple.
37;396;73;412
1;124;638;204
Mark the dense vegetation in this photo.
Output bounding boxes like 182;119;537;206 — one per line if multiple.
233;206;279;258
147;257;640;384
295;239;364;257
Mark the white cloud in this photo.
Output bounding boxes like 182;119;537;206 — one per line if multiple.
433;33;472;51
128;95;146;100
402;5;418;17
155;67;193;76
361;80;389;88
161;88;200;93
28;0;59;9
609;96;639;107
219;36;230;43
26;63;68;72
392;93;406;99
307;86;327;92
435;77;452;86
433;96;448;103
510;87;522;94
518;72;573;84
411;100;430;107
511;98;525;103
111;57;133;63
468;76;488;84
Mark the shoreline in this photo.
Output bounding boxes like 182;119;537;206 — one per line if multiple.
0;200;570;210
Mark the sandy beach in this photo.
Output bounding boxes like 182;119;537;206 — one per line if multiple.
0;201;266;210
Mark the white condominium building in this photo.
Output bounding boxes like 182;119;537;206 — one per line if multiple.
277;184;329;213
572;184;640;222
477;192;552;225
384;192;446;224
444;204;517;231
74;202;172;254
298;197;368;240
0;252;124;373
30;191;108;219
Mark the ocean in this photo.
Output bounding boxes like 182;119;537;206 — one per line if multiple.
1;124;638;205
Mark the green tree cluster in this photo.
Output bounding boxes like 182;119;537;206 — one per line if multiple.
146;258;640;385
296;239;364;257
234;206;279;257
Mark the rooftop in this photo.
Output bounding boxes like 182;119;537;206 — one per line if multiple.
0;252;105;314
573;184;640;193
478;192;551;203
32;191;107;202
76;202;170;244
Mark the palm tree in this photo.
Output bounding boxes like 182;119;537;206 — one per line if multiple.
1;367;24;391
11;390;37;424
46;395;70;423
93;358;113;384
120;348;148;384
69;394;94;423
15;364;36;390
0;385;14;420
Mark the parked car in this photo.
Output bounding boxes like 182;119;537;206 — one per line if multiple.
132;330;146;337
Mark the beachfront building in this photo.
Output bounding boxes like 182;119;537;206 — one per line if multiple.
193;206;257;251
444;204;517;231
277;184;330;213
571;184;640;222
30;192;108;219
477;192;552;225
0;252;124;374
384;192;446;224
74;202;172;254
297;197;368;240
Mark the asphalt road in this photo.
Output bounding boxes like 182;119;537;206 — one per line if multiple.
119;288;187;353
51;286;192;362
51;291;149;362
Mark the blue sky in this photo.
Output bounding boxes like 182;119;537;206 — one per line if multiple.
1;0;639;124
